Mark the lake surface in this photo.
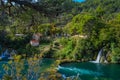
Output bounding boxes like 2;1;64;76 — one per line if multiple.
1;59;120;80
58;62;120;80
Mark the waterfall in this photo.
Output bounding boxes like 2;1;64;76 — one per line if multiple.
95;49;103;63
0;49;15;59
90;49;103;63
0;49;9;58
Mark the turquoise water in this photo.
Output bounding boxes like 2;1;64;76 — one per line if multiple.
0;58;54;79
0;61;8;78
1;59;120;80
58;62;120;80
73;0;85;3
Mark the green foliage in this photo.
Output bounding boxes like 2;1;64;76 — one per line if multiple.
0;32;40;56
65;13;94;35
63;10;120;63
53;37;95;60
37;23;51;35
65;13;105;37
111;43;120;63
37;23;63;36
95;5;105;17
54;38;75;59
80;0;120;15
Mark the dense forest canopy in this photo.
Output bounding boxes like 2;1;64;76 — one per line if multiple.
0;0;76;17
0;0;120;63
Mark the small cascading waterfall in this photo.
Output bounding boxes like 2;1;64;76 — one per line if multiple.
0;49;9;58
90;48;103;63
95;49;103;63
0;49;16;59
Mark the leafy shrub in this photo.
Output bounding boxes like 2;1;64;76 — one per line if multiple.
111;43;120;63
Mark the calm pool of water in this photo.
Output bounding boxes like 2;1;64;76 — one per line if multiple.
58;62;120;80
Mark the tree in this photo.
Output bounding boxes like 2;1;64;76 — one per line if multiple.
0;0;76;18
95;5;105;18
65;13;105;37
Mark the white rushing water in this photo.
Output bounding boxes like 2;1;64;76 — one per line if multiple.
90;49;103;63
58;66;103;76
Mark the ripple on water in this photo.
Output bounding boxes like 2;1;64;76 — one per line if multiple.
58;66;103;76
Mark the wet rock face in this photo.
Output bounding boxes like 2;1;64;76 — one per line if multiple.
100;56;107;63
